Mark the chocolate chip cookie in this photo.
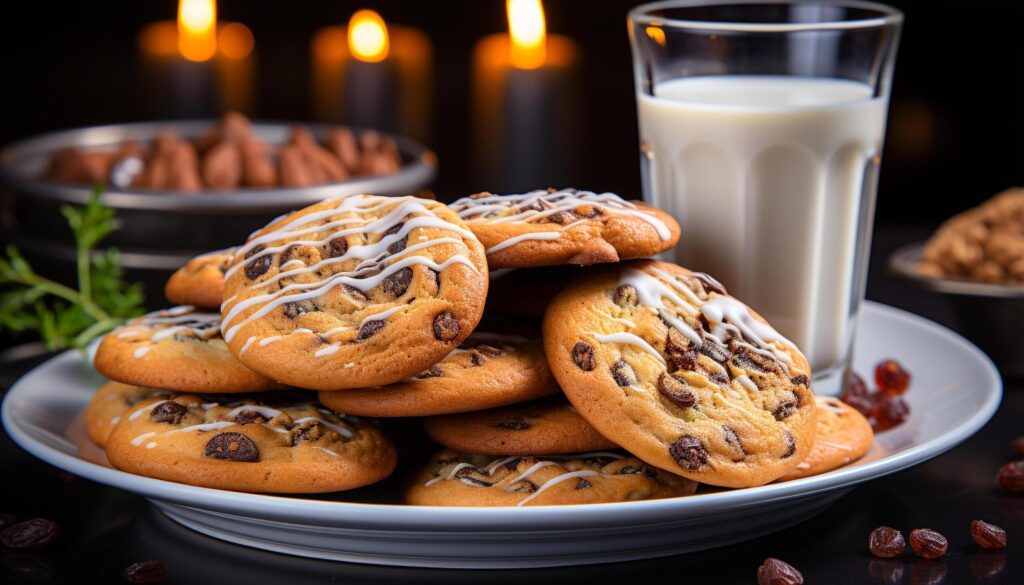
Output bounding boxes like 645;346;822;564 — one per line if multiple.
423;398;617;455
84;382;170;447
317;335;557;417
106;394;396;493
543;260;816;488
165;248;235;309
220;195;489;390
94;306;284;393
778;396;874;481
448;188;681;269
406;449;697;506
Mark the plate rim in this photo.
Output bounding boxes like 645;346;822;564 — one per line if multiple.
1;301;1002;531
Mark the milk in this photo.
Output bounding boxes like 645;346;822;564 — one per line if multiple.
636;76;888;382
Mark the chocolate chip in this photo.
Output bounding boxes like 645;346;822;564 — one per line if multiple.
504;458;522;471
432;312;460;342
383;222;404;237
731;346;779;375
723;425;746;457
657;372;696;408
781;432;796;458
204;432;259;462
493;418;532;430
698;335;730;363
149;401;187;425
572;342;596;371
470;352;483;366
691;272;727;295
0;518;59;550
244;246;272;280
356;319;386;342
459;476;495;487
475;344;503;357
291;420;324;445
506;479;535;493
772;396;798;421
547;210;577;225
790;374;809;387
278;245;299;266
382;267;413;297
234;410;266;425
283;300;316;319
342;284;368;301
666;329;697;372
612;284;638;307
122;560;165;584
576;479;592;489
327;237;348;258
669;436;708;471
610;359;635;387
416;365;443;379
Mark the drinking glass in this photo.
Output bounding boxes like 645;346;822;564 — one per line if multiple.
629;0;902;395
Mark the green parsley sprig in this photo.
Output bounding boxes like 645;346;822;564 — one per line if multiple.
0;187;145;350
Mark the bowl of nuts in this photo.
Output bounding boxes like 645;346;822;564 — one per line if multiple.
889;188;1024;377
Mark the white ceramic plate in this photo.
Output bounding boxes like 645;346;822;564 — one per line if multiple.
2;302;1002;568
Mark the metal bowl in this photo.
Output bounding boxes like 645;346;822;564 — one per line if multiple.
0;120;436;301
889;242;1024;378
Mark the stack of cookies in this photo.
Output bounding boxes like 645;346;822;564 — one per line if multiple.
84;188;874;506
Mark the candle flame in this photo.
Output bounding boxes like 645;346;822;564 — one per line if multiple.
507;0;546;69
348;10;390;63
178;0;217;62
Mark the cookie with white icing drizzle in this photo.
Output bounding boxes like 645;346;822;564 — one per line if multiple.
542;260;816;488
406;449;697;506
165;248;235;309
94;306;284;393
777;396;873;482
448;188;681;269
423;397;617;455
106;393;396;493
84;382;170;447
318;335;557;417
220;195;489;391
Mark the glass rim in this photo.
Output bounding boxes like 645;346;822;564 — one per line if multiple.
629;0;903;33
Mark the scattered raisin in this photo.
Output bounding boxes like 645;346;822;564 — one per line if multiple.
970;520;1007;549
572;342;596;371
844;372;869;398
757;558;803;585
909;528;948;559
612;284;638;307
432;312;460;342
149;401;187;425
669;436;708;471
657;373;696;408
871;394;910;432
122;560;166;584
869;526;905;558
356;319;386;342
204;432;260;462
381;267;413;297
996;460;1024;493
610;359;635;387
875;359;911;395
0;518;60;550
244;246;272;280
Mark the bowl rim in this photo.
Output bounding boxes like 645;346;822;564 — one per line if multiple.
888;241;1024;298
0;119;437;214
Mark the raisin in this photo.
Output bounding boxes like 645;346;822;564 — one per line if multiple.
698;335;729;363
546;210;576;224
356;319;386;342
841;392;874;420
234;410;266;425
790;374;809;387
909;528;948;559
731;347;779;374
572;342;596;371
382;267;413;297
244;246;272;280
691;272;727;296
327;237;348;258
996;460;1024;493
204;432;260;462
342;284;367;301
610;359;635;387
871;394;909;432
844;372;870;398
612;284;638;307
665;329;697;372
970;520;1007;549
757;558;803;585
576;479;592;489
278;245;298;266
781;432;796;458
291;420;324;445
416;365;443;379
494;418;531;430
282;300;316;319
470;352;483;366
772;396;798;421
122;560;166;584
669;436;708;471
869;526;905;558
657;373;696;408
875;359;911;395
149;401;187;425
384;222;407;254
723;425;745;457
0;518;59;550
432;312;460;342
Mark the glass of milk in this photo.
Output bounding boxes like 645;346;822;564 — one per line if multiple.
629;1;902;395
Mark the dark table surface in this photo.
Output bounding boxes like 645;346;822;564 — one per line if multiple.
1;226;1021;584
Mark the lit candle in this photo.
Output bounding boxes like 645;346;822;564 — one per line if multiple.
472;0;580;191
138;0;256;117
311;10;432;142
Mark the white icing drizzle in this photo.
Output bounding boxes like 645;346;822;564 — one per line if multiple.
133;346;151;358
450;188;672;241
129;401;165;421
130;432;156;446
735;375;757;393
239;336;258;355
485;232;562;254
485;456;522;475
701;296;796;364
225;405;282;419
425;462;477;487
292;416;353;438
166;421;235;435
517;470;601;506
815;439;854;452
201;403;218;410
145;442;157;449
314;343;341;357
619;268;702;345
314;446;340;457
507;461;560;485
110;415;121;425
595;332;666;365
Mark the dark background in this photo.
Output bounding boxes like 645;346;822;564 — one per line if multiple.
0;0;1020;222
